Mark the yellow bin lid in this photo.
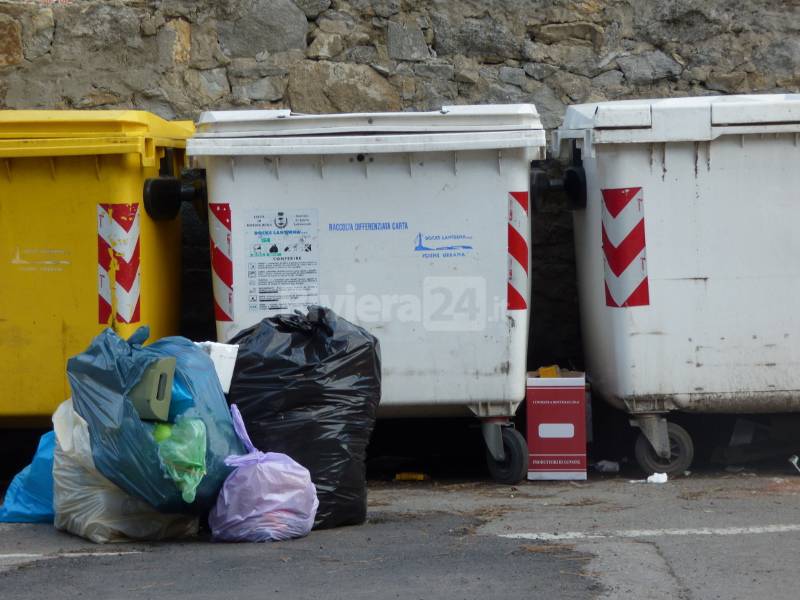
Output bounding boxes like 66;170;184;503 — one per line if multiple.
0;110;194;166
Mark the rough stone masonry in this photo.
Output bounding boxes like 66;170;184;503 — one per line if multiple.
1;0;798;365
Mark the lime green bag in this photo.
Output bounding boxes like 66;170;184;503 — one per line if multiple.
155;417;207;503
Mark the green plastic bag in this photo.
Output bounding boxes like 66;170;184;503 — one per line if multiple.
155;418;207;503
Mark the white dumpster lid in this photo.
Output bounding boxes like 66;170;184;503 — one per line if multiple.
188;104;545;156
554;94;800;151
195;104;541;136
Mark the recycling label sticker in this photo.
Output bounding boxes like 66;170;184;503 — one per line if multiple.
244;209;319;313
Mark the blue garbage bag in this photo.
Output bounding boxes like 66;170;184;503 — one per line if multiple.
168;377;194;423
0;431;55;523
68;327;244;514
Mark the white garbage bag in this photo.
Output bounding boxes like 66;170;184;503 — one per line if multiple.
52;399;198;544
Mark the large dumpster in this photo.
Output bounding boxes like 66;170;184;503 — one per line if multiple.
188;104;545;483
553;94;800;473
0;111;193;421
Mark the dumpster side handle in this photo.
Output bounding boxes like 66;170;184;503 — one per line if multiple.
143;169;207;221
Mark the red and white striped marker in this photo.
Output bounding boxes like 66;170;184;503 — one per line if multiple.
508;191;529;311
97;203;141;325
601;187;650;307
209;203;234;322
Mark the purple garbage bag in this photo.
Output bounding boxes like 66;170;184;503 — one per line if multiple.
209;405;318;542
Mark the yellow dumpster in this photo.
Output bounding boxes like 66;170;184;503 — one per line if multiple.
0;111;194;422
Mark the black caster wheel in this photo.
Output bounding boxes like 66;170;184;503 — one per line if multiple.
634;421;694;475
486;427;528;484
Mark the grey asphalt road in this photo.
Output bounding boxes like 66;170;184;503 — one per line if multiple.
2;471;799;599
0;512;593;600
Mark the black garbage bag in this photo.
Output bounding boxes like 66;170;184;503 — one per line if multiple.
227;306;381;529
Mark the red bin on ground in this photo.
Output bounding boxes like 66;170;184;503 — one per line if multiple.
526;374;587;481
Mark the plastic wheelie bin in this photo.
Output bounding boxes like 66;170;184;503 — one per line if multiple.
551;94;800;473
0;111;194;422
188;104;545;483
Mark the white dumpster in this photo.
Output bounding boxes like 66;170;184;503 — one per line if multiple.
553;93;800;473
188;105;545;483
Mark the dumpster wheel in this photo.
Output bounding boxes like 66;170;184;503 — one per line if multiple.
634;422;694;475
486;427;527;485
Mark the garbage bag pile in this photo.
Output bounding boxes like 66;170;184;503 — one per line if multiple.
228;306;382;529
0;324;331;544
1;307;378;541
67;328;243;515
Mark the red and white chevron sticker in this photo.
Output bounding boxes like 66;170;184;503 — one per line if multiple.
97;203;141;325
508;191;529;311
601;187;650;307
209;203;234;322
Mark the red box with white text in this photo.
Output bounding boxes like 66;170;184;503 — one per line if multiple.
526;375;587;480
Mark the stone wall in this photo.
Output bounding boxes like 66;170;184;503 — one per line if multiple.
1;0;799;366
